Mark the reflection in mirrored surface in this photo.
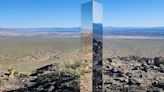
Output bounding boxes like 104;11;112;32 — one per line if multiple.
81;1;93;92
93;1;103;92
81;0;103;92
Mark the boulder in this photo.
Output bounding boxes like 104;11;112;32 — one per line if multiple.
154;57;164;67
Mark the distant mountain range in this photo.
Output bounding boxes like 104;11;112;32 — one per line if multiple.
104;27;164;36
0;27;164;39
0;28;80;37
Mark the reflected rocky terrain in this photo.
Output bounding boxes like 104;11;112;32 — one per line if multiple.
93;38;103;92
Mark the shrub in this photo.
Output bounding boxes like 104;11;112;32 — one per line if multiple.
63;60;91;76
7;66;27;78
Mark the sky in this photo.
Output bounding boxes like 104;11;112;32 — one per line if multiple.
0;0;164;28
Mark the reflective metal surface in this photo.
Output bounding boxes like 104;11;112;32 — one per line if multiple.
81;0;103;92
81;1;93;92
93;1;103;92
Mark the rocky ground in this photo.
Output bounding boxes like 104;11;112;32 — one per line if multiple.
103;56;164;92
0;56;164;92
0;63;80;92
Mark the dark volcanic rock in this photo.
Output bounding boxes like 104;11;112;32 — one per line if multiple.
154;57;164;67
103;56;164;92
153;80;164;89
128;78;140;86
29;65;79;92
2;64;80;92
30;64;59;76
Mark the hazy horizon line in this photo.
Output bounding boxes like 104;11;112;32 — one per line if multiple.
1;26;164;29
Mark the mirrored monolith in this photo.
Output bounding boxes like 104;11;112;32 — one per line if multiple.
81;0;103;92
